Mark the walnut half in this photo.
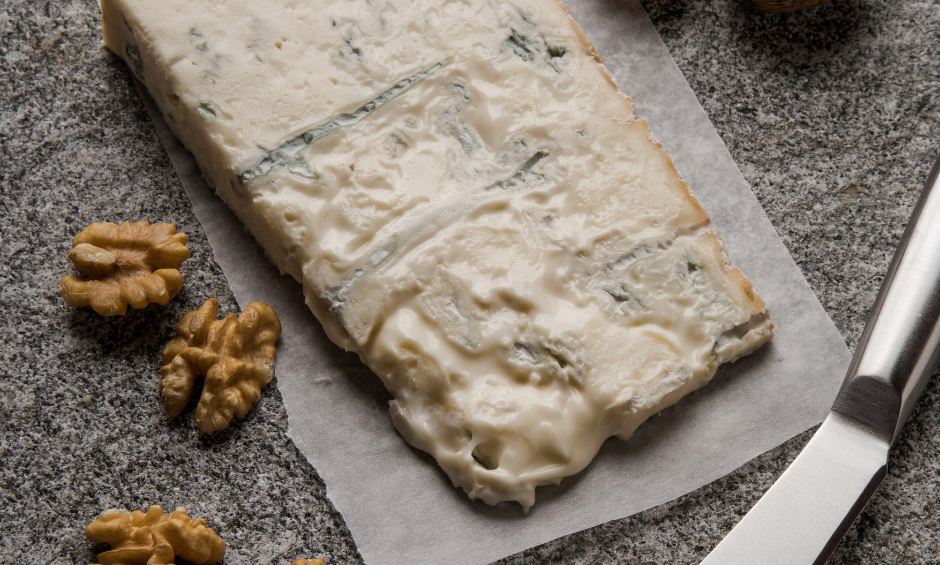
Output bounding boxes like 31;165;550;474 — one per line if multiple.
85;506;225;565
60;221;190;316
160;298;281;433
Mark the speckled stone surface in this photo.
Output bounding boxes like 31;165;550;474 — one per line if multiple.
2;0;939;563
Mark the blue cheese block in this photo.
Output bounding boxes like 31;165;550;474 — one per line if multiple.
102;0;772;510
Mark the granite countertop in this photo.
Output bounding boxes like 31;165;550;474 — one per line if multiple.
3;0;939;563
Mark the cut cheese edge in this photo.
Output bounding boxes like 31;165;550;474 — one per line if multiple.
102;0;773;510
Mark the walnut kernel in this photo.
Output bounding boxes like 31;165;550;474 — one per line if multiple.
160;298;281;433
85;506;225;565
60;221;190;316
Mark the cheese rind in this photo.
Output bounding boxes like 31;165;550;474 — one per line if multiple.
103;0;772;510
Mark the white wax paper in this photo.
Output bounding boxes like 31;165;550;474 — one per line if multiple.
136;0;851;563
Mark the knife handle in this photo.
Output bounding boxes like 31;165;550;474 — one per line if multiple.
833;153;940;444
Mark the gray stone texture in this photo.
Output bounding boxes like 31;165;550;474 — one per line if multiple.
2;0;939;563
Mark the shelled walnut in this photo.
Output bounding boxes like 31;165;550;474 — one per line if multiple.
85;506;225;565
60;221;190;316
161;298;281;433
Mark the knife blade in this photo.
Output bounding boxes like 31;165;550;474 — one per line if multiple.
702;152;940;565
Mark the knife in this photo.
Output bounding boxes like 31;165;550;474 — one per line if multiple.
701;153;940;565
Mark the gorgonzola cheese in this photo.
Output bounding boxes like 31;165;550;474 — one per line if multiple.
102;0;772;510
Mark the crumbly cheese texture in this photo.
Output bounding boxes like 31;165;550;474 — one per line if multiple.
102;0;772;510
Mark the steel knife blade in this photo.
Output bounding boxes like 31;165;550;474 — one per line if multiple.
702;153;940;565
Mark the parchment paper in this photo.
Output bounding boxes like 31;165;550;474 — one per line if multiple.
137;0;852;563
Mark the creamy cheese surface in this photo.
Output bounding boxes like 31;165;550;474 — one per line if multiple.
103;0;772;510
